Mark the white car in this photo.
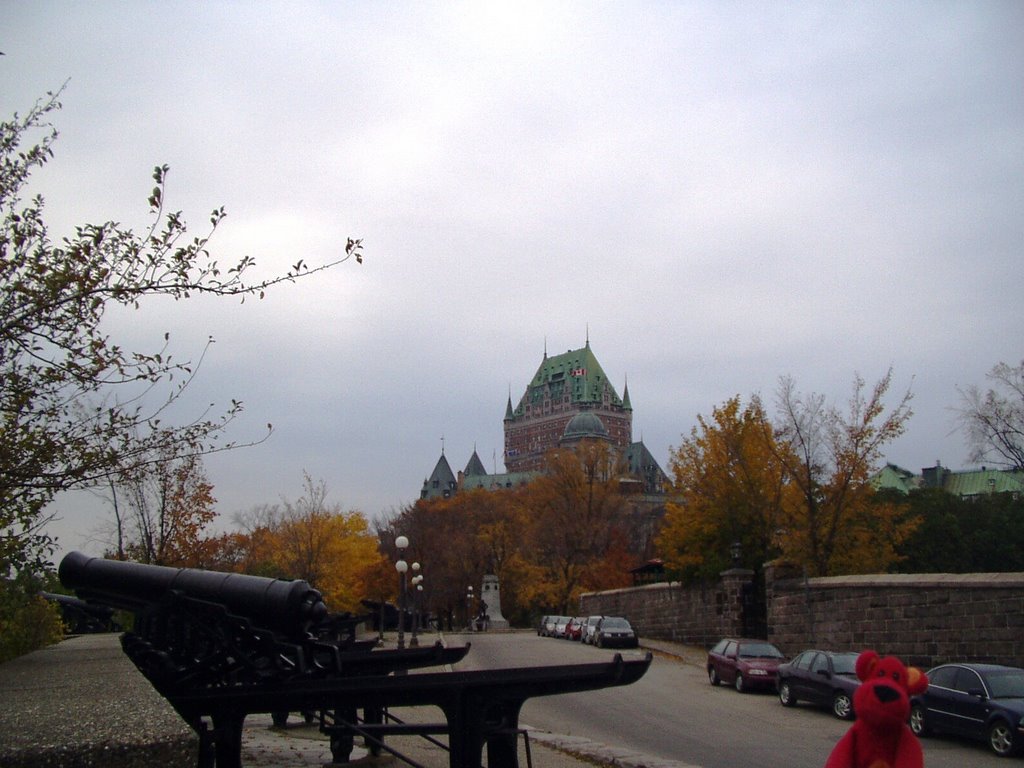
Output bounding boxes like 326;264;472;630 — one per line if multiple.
581;615;603;645
553;616;572;638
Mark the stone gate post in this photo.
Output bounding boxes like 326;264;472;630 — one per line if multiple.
719;566;755;637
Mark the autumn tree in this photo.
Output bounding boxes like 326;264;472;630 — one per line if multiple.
260;475;383;613
218;504;283;576
773;369;917;576
0;90;362;580
656;396;791;583
104;445;216;566
522;441;630;613
958;360;1024;471
380;491;506;629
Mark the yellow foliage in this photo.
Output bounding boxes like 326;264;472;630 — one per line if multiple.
656;396;789;581
269;510;382;613
0;592;64;664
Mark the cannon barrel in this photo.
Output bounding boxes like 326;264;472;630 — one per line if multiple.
58;551;328;637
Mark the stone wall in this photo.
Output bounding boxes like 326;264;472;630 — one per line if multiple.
581;568;1024;669
579;569;753;650
767;570;1024;669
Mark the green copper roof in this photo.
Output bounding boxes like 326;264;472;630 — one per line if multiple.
464;450;488;477
945;468;1024;496
872;463;919;493
871;463;1024;497
512;342;625;416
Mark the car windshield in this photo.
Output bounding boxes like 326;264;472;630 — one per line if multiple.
602;618;630;629
985;669;1024;699
832;653;859;675
739;642;784;659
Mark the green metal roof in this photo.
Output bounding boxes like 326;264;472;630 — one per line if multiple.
944;468;1024;497
871;463;1024;497
464;450;488;477
511;342;625;417
460;470;538;491
871;463;919;493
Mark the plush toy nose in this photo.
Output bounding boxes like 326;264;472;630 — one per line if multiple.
873;684;899;703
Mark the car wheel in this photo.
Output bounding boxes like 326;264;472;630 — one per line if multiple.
989;719;1019;756
708;667;720;686
734;673;745;693
596;636;603;648
832;691;853;720
778;680;796;707
909;704;930;736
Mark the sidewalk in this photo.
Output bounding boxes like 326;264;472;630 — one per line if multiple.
0;631;707;768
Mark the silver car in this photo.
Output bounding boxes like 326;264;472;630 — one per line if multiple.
581;615;603;645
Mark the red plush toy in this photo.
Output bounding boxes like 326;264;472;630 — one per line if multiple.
824;650;929;768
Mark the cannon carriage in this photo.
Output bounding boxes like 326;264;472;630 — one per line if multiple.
59;552;651;768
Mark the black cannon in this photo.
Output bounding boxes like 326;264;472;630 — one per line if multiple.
40;591;121;634
59;552;651;768
59;550;327;640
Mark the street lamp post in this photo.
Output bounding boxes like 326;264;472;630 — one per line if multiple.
410;562;421;647
395;535;409;649
412;577;424;646
466;585;474;631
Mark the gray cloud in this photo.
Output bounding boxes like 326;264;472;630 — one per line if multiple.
3;2;1021;558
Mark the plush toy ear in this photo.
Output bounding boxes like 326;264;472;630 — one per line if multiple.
906;667;929;695
856;650;880;682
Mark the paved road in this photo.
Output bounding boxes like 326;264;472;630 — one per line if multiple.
444;631;1012;768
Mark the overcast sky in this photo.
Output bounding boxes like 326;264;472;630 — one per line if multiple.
4;2;1023;560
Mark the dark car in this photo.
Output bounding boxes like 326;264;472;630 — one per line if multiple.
707;638;786;693
593;616;638;648
910;662;1024;757
777;649;859;719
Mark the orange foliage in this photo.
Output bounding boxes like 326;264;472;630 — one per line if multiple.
656;396;790;582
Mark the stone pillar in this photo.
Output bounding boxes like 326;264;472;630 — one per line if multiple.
480;574;509;630
719;567;755;638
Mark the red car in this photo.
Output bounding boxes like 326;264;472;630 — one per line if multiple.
565;617;584;641
707;638;786;693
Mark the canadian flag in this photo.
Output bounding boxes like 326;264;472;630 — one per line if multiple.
570;368;587;377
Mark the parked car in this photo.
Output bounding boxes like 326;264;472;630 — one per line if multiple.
581;615;603;645
707;638;786;693
537;615;550;636
552;616;573;638
565;617;584;641
541;615;565;637
777;649;859;719
910;662;1024;757
593;616;638;648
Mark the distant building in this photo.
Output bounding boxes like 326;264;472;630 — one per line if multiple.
421;451;458;500
503;340;633;473
420;340;669;519
872;461;1024;499
420;447;534;500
